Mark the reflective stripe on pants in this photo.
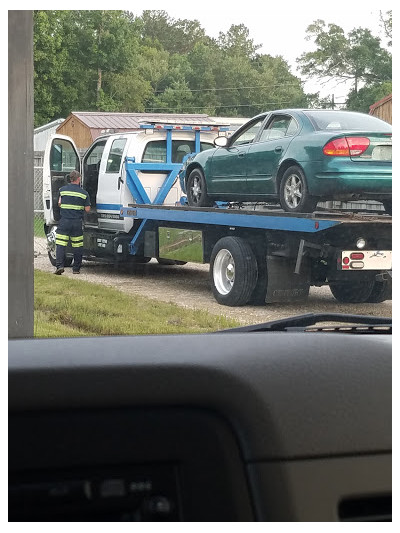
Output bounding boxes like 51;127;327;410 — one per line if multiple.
55;218;84;270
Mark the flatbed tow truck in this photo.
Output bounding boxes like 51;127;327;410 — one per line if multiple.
43;123;392;306
119;201;392;306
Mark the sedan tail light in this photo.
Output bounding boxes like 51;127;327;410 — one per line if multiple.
323;136;370;156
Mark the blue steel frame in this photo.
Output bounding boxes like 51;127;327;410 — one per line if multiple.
121;205;342;235
125;124;228;255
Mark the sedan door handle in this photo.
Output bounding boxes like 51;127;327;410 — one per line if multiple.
238;152;245;158
274;146;283;153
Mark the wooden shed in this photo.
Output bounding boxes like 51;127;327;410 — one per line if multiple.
56;111;224;150
369;94;392;124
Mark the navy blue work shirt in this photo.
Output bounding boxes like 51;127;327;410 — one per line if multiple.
58;184;91;219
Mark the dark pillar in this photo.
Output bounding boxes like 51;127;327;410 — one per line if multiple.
8;11;34;338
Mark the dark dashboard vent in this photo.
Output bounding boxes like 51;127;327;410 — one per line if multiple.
339;495;392;522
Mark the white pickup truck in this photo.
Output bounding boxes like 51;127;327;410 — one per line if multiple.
42;123;226;265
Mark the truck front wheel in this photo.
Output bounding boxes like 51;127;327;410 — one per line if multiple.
210;236;257;306
46;226;73;267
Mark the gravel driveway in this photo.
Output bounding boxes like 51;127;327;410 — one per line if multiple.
34;237;392;326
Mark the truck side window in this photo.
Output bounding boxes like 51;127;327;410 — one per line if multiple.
83;140;107;205
50;140;79;173
106;139;127;173
142;140;215;164
142;140;166;163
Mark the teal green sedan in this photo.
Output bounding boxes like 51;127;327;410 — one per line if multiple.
182;109;392;213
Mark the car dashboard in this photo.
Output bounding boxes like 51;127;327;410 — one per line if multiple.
8;331;392;521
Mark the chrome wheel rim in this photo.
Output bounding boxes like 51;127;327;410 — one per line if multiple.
284;174;302;209
190;176;202;204
213;249;235;295
47;226;57;261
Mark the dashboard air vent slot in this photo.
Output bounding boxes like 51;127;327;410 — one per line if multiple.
339;494;392;521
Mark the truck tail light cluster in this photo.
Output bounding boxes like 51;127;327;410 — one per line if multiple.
341;252;366;270
323;137;370;156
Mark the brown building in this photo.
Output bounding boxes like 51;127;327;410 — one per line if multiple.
369;94;392;124
56;111;226;150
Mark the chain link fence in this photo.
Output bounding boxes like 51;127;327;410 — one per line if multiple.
34;151;45;234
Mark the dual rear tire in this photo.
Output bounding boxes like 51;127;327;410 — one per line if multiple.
329;277;392;303
210;236;258;306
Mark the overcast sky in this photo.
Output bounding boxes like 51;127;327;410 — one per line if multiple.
13;1;393;101
124;0;393;101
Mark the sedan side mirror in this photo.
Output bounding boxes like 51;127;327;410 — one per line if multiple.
214;136;228;148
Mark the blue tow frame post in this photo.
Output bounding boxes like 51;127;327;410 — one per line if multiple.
124;124;228;255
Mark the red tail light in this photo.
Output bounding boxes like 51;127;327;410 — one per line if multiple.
350;252;364;260
323;137;370;156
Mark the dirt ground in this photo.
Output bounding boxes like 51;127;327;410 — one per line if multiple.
34;237;392;326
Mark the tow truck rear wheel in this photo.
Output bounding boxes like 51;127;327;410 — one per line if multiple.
366;277;392;303
382;200;392;215
157;258;187;265
329;279;374;303
186;169;213;207
210;236;257;306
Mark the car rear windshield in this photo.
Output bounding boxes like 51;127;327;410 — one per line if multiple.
303;110;392;132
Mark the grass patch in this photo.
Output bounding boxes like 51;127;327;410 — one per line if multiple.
34;269;240;337
34;214;46;237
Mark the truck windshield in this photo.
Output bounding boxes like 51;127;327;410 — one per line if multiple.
142;140;214;164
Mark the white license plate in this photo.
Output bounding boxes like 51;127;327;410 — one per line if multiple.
340;250;392;270
372;145;392;161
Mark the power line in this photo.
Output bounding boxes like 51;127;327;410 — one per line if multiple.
153;83;301;94
145;101;293;112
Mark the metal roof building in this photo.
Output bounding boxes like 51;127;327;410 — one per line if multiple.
56;112;230;150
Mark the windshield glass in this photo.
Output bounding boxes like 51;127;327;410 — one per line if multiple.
10;8;392;342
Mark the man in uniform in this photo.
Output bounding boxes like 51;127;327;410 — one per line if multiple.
54;170;91;275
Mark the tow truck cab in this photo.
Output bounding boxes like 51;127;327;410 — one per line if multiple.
43;125;226;235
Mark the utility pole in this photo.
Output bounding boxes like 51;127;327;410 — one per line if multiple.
8;11;34;338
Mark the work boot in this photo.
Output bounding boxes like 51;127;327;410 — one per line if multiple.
72;270;80;274
54;267;64;275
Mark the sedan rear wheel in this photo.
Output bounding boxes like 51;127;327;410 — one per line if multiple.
279;166;317;213
186;169;213;207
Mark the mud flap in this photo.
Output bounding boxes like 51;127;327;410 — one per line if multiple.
265;255;311;303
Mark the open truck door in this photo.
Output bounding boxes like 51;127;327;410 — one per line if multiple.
43;134;80;227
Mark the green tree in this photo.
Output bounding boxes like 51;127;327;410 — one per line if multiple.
34;10;152;121
380;10;392;47
297;20;391;94
33;11;71;126
218;24;261;59
65;10;142;108
139;10;207;54
346;81;392;113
